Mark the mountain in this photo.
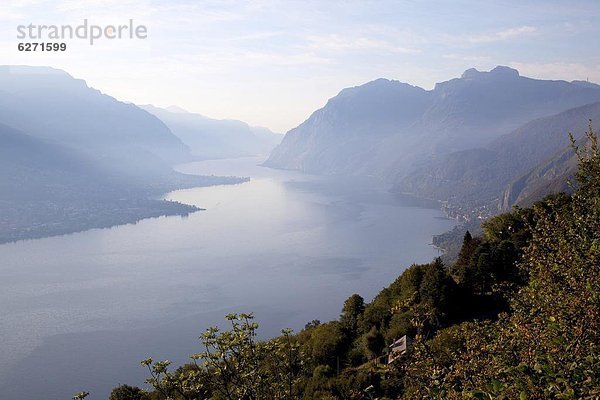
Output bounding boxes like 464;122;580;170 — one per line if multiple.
0;120;250;244
265;78;430;174
394;102;600;217
0;122;109;200
499;145;577;210
498;130;598;210
0;65;223;199
265;67;600;178
0;67;248;243
0;65;191;165
141;105;282;159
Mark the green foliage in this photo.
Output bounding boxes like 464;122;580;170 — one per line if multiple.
417;259;453;327
481;207;533;245
305;322;346;368
400;124;600;399
340;294;365;335
385;312;413;342
72;392;89;400
141;313;304;400
361;326;385;360
453;207;532;296
109;385;148;400
304;320;321;330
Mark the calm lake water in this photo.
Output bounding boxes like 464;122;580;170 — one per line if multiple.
0;157;455;400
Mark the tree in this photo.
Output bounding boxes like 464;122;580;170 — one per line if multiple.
417;258;453;329
451;231;481;284
304;319;321;330
307;322;346;368
142;313;304;400
109;385;148;400
72;392;89;400
362;326;385;360
340;294;365;335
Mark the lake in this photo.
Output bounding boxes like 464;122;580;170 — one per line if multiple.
0;157;456;400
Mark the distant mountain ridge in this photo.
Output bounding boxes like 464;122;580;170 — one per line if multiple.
265;66;600;178
0;66;247;243
0;65;190;165
265;66;600;217
141;104;281;159
265;78;430;174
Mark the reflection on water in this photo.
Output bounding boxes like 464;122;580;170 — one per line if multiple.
0;157;455;399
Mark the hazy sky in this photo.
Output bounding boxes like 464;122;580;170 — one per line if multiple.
2;0;599;132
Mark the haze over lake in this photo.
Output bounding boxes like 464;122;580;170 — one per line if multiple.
0;157;455;400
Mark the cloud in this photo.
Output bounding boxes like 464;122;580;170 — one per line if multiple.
222;31;286;43
171;50;331;68
4;1;599;132
466;26;538;44
236;50;331;66
442;54;493;63
0;0;43;20
55;0;142;12
509;61;600;83
306;34;419;54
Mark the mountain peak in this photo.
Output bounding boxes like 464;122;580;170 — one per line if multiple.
0;65;72;78
0;65;86;93
166;105;189;114
461;68;481;79
336;78;423;101
461;66;519;80
490;65;519;77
